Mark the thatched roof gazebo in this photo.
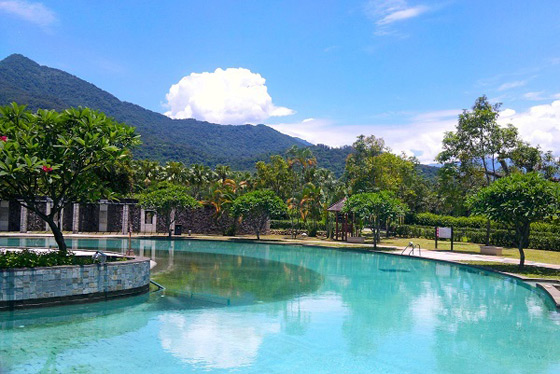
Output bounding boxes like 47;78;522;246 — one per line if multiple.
327;197;352;241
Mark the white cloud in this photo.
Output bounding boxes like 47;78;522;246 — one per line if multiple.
500;100;560;155
158;311;279;370
164;67;294;125
0;0;56;27
497;80;526;91
270;110;460;163
271;101;560;164
377;5;429;25
365;0;431;35
523;91;546;101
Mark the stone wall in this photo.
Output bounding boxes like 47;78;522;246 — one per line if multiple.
0;257;150;310
8;201;20;232
27;202;46;231
107;204;123;232
79;204;99;232
162;205;266;235
62;204;74;231
0;199;270;236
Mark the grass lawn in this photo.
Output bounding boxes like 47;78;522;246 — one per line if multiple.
379;237;560;265
460;261;560;280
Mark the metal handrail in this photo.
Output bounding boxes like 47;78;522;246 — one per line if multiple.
401;242;421;256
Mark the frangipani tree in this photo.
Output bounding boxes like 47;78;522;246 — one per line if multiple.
231;190;287;240
0;103;140;254
343;191;407;249
138;183;200;237
467;172;560;269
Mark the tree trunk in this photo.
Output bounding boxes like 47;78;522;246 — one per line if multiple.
518;242;525;270
517;223;530;270
46;217;68;255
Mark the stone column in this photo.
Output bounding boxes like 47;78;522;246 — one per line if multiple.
20;205;28;233
170;208;176;234
140;209;145;233
99;202;108;232
72;203;80;234
122;204;129;234
45;199;52;231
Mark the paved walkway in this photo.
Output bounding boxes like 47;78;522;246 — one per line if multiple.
383;246;560;270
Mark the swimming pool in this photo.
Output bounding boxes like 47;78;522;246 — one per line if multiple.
1;237;559;373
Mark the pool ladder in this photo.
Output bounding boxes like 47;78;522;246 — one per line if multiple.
401;242;421;256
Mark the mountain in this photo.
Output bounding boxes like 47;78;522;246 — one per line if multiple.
0;54;438;179
0;54;320;167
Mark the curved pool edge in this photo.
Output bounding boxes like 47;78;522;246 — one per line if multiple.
0;256;151;311
172;236;560;310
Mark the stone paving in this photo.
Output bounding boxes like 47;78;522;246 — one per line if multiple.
383;246;560;270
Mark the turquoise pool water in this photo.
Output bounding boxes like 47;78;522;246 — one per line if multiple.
1;237;559;373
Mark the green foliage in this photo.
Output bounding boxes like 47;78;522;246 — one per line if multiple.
343;191;407;248
0;250;123;269
467;173;560;267
231;190;287;239
468;173;560;228
343;135;432;212
0;103;139;253
410;212;490;229
138;183;200;233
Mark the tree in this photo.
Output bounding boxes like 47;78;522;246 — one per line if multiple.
138;183;200;237
231;190;287;240
467;173;560;269
343;191;407;250
0;104;140;254
437;96;519;242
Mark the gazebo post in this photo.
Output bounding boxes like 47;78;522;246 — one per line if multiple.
335;213;339;241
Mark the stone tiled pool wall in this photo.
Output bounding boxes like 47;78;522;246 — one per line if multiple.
0;257;150;310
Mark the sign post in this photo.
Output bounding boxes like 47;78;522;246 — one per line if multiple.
436;226;454;251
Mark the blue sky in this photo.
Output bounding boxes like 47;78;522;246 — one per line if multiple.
1;0;559;162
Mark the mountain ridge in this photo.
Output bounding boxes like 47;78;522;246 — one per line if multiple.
0;54;323;167
0;54;437;178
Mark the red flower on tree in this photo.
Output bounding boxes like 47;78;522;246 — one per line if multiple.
42;165;53;173
0;136;7;142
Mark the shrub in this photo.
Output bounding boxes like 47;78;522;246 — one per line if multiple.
0;250;123;269
408;213;560;233
395;224;560;251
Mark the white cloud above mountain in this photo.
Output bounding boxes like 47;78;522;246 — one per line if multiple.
164;68;294;125
0;0;56;27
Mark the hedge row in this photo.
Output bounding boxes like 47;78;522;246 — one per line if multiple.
408;212;560;233
396;224;560;251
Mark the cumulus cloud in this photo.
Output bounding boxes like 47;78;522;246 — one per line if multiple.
500;100;560;155
164;67;294;125
0;0;56;27
364;0;430;35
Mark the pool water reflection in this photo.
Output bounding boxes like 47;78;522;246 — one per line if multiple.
0;237;559;373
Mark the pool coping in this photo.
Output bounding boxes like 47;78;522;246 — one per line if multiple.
0;255;151;311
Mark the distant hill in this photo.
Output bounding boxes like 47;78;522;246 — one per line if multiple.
0;54;438;179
